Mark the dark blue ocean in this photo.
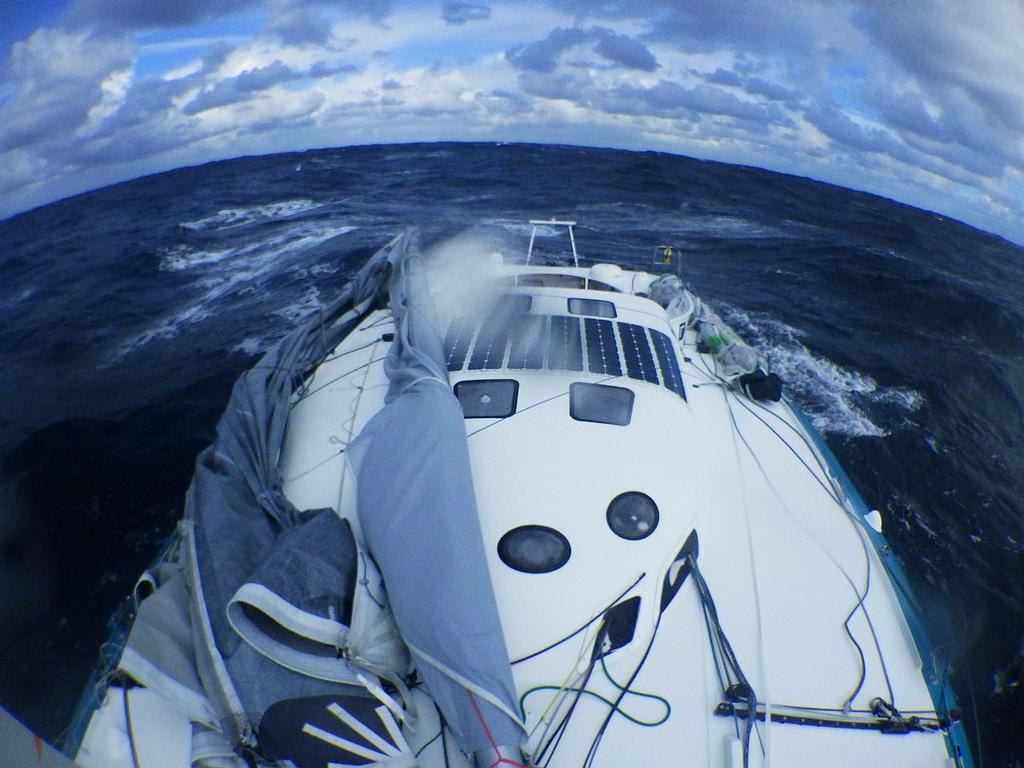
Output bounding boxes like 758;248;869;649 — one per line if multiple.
0;143;1021;766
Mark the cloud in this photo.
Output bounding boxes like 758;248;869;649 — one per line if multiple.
442;2;492;25
507;26;658;73
2;1;1023;244
0;28;135;151
66;0;252;31
181;59;353;115
335;0;394;23
267;6;333;46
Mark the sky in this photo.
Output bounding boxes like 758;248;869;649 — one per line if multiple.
2;0;1023;244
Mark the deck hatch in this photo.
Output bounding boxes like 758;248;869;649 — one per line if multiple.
570;382;634;426
568;297;617;318
455;380;519;418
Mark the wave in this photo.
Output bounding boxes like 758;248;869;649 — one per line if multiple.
272;286;324;324
158;244;234;271
179;198;324;231
482;218;564;238
111;221;357;360
720;304;924;438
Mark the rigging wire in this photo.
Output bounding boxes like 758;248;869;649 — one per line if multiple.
692;344;897;710
512;573;646;665
580;614;666;768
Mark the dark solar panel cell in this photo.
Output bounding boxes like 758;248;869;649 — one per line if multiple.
444;317;475;372
468;310;511;370
651;329;687;401
508;314;547;369
617;323;659;384
548;316;584;372
584;318;622;376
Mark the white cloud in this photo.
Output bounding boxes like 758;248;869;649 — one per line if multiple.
1;0;1022;243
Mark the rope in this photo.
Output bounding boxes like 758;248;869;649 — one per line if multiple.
694;348;898;710
518;654;671;731
512;573;645;665
467;691;528;768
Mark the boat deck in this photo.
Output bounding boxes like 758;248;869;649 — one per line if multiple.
280;262;954;767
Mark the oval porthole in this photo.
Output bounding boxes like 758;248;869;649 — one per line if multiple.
607;492;659;540
498;526;571;574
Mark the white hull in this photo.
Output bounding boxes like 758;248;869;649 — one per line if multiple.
69;230;971;768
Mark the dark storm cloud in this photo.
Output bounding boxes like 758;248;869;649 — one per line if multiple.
616;80;778;123
74;118;203;165
507;26;658;73
442;2;492;25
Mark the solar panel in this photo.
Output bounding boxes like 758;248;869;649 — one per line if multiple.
444;316;475;372
650;329;687;400
468;309;512;370
584;318;622;376
548;316;584;372
508;314;547;369
451;306;686;402
617;322;660;384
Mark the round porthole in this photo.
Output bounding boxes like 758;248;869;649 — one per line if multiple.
606;492;659;540
498;526;571;574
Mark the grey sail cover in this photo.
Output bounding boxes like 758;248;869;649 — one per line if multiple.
348;234;527;754
183;236;400;736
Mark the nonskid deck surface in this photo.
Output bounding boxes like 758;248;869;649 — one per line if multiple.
279;263;955;767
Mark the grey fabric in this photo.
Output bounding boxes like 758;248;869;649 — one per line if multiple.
225;640;366;726
242;510;357;621
225;511;362;682
349;237;526;753
118;565;215;726
182;235;404;737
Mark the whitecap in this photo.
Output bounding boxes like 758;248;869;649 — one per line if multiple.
232;337;267;356
108;220;357;362
272;286;323;324
719;304;925;438
179;198;324;231
158;244;233;272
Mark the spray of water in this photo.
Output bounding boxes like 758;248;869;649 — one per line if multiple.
423;230;510;334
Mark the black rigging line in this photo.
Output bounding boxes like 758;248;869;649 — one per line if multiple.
688;555;759;768
536;658;598;768
512;573;646;665
695;347;898;709
581;615;665;768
